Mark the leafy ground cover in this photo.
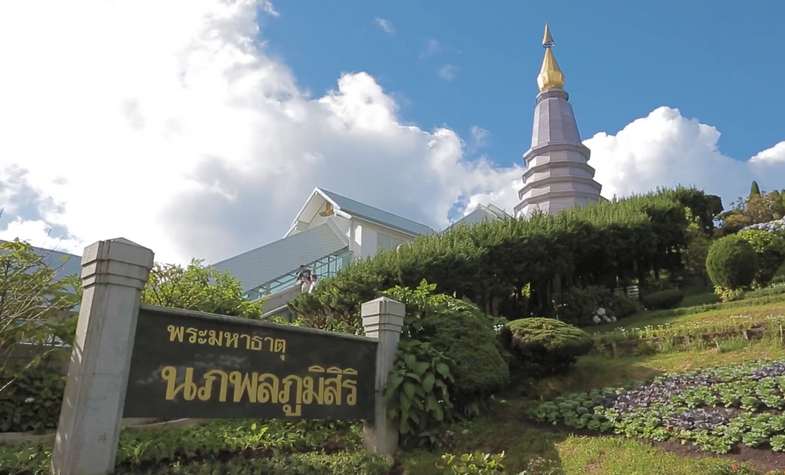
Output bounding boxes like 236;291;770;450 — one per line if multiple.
530;360;785;454
0;419;391;475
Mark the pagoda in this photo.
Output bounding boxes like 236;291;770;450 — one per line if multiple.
514;24;602;217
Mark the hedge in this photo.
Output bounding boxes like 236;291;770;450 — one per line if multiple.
290;188;717;323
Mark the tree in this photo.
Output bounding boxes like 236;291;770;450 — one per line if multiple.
683;222;711;284
750;180;761;198
142;260;263;318
0;241;79;393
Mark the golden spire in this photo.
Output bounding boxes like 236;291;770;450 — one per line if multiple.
537;23;565;92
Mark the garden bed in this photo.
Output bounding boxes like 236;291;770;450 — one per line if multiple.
529;360;785;462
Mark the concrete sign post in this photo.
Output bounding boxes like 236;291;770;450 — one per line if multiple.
52;239;154;475
361;297;404;456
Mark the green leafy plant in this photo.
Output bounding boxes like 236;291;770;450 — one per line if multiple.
142;260;263;318
501;318;592;375
383;281;509;402
553;285;638;325
0;366;65;432
0;240;80;394
437;451;505;474
737;229;785;287
384;340;455;446
706;235;757;291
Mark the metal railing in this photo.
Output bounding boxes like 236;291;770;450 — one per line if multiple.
245;248;352;300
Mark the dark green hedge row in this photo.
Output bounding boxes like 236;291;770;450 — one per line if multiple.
290;188;718;323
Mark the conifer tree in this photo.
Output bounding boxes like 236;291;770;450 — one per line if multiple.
750;180;761;198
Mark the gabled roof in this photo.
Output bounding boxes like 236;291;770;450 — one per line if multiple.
1;240;81;281
303;188;435;237
211;221;348;292
447;203;512;231
320;188;435;236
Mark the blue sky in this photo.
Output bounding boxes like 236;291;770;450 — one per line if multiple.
1;1;783;262
263;1;784;166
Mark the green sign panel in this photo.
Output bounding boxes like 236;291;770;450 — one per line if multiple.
124;306;377;420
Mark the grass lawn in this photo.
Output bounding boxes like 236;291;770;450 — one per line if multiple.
592;288;785;333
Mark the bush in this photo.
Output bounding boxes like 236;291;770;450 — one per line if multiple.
706;235;757;290
773;262;785;285
713;286;745;303
384;282;509;400
0;366;65;432
737;229;785;286
641;288;684;310
554;286;639;325
501;318;592;375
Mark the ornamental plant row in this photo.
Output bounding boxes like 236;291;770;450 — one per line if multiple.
529;360;785;454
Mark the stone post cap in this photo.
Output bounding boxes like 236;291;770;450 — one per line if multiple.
361;297;405;319
82;238;154;267
361;297;404;336
81;238;154;289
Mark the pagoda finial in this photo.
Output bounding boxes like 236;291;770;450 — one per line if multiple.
542;23;555;48
537;23;565;92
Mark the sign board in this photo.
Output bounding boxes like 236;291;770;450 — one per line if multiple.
124;305;377;420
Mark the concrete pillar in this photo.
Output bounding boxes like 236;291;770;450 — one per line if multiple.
52;238;154;475
361;297;404;456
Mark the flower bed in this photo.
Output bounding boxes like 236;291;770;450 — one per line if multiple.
528;360;785;454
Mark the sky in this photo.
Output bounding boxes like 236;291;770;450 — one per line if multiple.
0;0;783;264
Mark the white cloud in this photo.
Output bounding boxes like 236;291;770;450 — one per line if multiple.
0;219;83;255
585;107;785;206
468;126;489;153
750;141;785;166
0;0;518;263
438;64;458;81
373;17;395;35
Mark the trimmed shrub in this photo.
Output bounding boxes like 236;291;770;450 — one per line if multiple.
501;318;592;375
641;288;684;310
737;229;785;286
384;282;509;399
706;235;757;290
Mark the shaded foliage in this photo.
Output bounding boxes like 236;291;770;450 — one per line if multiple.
641;288;685;310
